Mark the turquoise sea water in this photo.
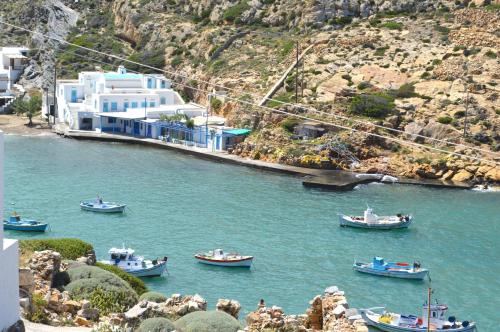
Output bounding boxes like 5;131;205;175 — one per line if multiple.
4;135;499;330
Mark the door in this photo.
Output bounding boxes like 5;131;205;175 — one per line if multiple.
216;136;221;150
103;102;109;112
134;122;140;135
71;89;77;103
147;125;152;138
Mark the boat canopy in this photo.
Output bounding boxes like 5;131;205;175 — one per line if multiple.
373;257;385;266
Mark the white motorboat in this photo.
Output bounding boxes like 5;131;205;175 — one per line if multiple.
195;249;253;267
339;207;412;229
100;246;167;277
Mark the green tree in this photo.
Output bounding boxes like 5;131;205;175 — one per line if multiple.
12;96;42;127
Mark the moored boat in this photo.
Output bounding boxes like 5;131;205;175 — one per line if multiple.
339;207;412;229
3;213;48;232
353;257;429;280
195;249;253;267
361;301;476;332
100;246;168;277
80;198;126;213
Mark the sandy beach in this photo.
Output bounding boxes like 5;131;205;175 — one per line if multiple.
0;114;54;136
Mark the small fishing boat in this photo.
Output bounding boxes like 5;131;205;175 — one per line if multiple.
339;207;412;229
100;246;167;277
361;290;476;331
80;198;126;213
354;257;429;280
3;213;48;232
195;249;253;267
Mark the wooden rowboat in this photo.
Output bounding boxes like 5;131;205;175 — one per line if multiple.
80;199;126;213
195;249;253;268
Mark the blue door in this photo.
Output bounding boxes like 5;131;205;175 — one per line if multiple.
103;102;109;112
147;78;153;89
216;136;221;150
147;125;152;137
134;122;140;135
71;89;77;102
124;102;129;111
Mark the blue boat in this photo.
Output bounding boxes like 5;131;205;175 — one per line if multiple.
354;257;429;280
3;214;49;232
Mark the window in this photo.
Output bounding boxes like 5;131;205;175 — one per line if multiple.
124;102;129;110
149;101;155;108
94;100;97;109
108;117;116;124
147;78;153;89
141;101;146;108
131;101;138;108
71;88;77;102
111;102;118;111
103;102;109;112
160;97;166;105
160;80;166;89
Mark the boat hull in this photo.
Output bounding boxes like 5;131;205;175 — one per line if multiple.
3;222;48;232
195;255;253;267
80;202;126;213
353;263;428;280
339;215;412;229
102;260;167;277
361;310;476;332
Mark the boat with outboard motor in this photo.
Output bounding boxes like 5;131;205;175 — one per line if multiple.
194;249;253;267
80;197;126;213
3;213;48;232
353;257;429;280
360;301;476;332
100;246;167;277
339;207;412;229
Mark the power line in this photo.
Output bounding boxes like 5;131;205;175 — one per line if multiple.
1;20;498;165
2;19;496;157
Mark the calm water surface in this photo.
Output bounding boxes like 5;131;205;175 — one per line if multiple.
4;135;499;330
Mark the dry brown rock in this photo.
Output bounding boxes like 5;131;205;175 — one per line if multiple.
452;169;474;182
484;167;500;182
74;316;91;327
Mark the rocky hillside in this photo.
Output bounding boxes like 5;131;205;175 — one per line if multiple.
0;0;499;183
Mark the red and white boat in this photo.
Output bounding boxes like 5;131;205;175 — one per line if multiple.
194;249;253;268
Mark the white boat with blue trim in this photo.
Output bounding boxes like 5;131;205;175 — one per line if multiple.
354;257;429;280
339;207;412;229
361;294;476;332
101;246;168;277
3;213;48;232
80;197;126;213
195;249;253;267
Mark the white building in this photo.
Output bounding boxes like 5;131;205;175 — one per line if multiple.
0;131;20;329
0;47;28;111
54;66;206;131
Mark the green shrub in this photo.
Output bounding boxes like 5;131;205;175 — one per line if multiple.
390;83;417;98
357;81;371;90
95;262;148;295
65;278;138;314
350;93;395;118
127;49;166;73
380;21;404;30
330;16;353;25
174;311;241;332
171;56;182;68
20;238;93;260
485;50;497;59
210;98;223;113
374;46;389;56
223;1;250;22
437;116;453;124
281;118;300;133
138;317;175;332
27;293;49;323
139;291;168;303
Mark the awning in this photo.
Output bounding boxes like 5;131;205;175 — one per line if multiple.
223;129;251;136
97;111;146;120
4;54;27;59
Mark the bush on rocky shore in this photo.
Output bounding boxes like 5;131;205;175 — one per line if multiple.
174;311;241;332
139;291;168;303
138;317;176;332
65;266;138;314
96;262;148;295
20;238;93;261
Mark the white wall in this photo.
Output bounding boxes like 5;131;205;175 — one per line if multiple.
0;131;20;329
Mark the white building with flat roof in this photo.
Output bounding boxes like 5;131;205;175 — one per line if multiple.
0;47;28;111
0;131;20;329
54;66;205;130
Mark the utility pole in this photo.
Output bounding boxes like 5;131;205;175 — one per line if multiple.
463;61;470;140
53;64;57;126
206;93;211;149
295;41;299;104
